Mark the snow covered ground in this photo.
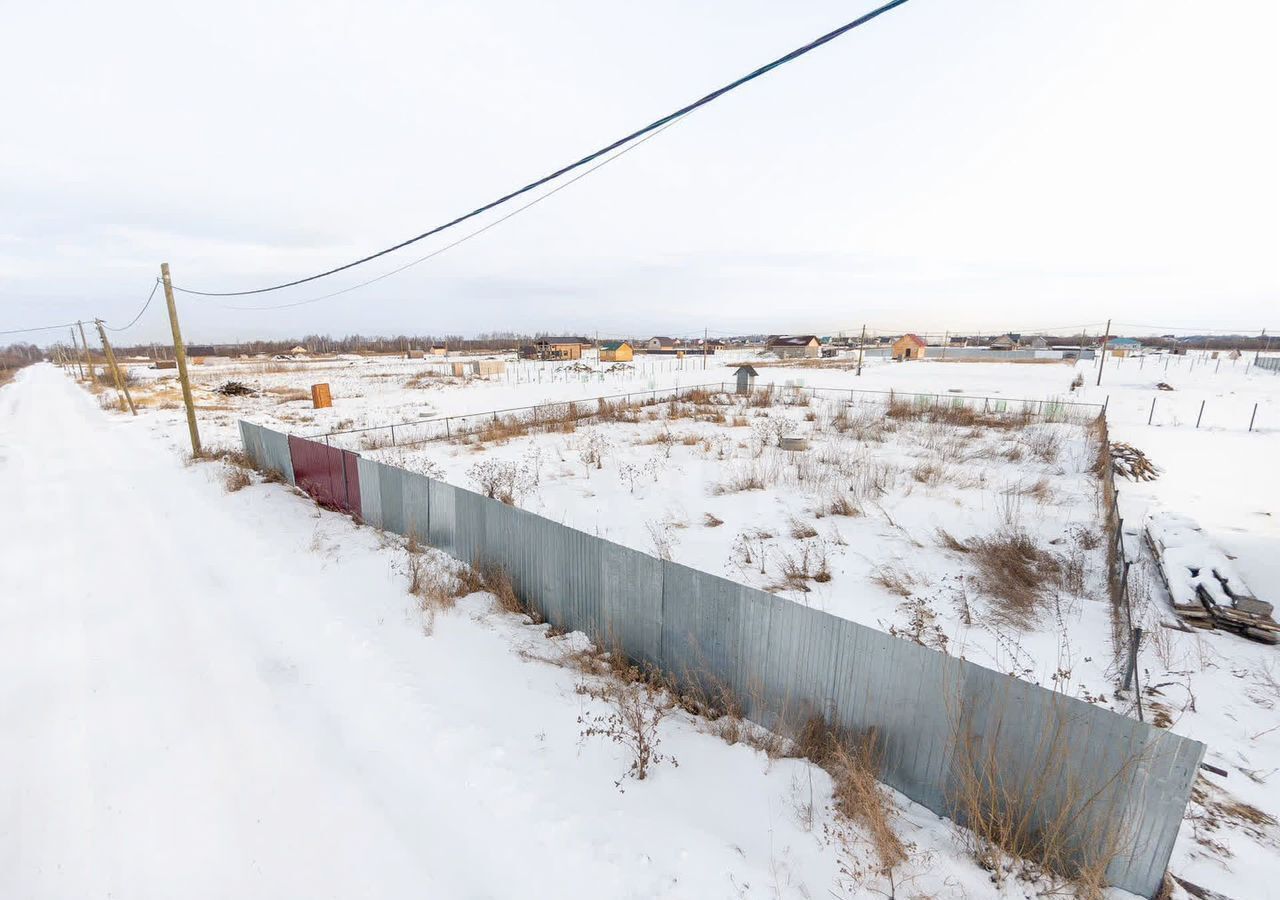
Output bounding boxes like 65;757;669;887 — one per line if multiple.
18;347;1280;898
1;363;1070;900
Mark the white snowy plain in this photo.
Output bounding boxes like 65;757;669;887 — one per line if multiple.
0;364;1054;900
7;348;1279;899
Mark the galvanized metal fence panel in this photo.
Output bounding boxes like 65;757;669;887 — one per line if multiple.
238;421;265;470
238;419;1205;898
259;427;296;484
376;463;405;536
401;469;431;544
355;457;383;529
426;478;457;558
598;538;664;667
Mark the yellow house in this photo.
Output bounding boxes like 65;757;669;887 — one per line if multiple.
892;333;927;360
600;340;634;362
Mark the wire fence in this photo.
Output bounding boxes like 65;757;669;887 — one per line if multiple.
313;382;1106;451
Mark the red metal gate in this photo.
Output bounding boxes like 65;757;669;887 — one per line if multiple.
287;436;362;518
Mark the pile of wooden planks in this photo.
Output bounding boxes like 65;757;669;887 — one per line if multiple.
1112;442;1160;481
1146;512;1277;643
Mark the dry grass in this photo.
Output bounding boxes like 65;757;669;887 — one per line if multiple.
965;528;1061;628
886;390;1034;430
222;468;251;492
935;528;971;554
407;555;462;633
872;562;916;597
948;693;1141;898
794;718;908;886
823;492;862;517
789;516;819;539
475;561;540;622
265;386;311;403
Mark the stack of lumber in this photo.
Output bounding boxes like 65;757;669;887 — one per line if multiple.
1112;442;1160;481
1146;512;1277;644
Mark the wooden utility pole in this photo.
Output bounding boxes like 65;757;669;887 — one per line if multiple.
856;324;866;376
77;320;97;386
1096;318;1111;386
703;327;708;371
94;319;136;415
68;328;85;379
161;262;202;456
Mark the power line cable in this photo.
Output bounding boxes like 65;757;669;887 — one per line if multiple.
215;118;685;311
1;279;162;338
0;321;83;337
171;0;913;298
101;279;162;331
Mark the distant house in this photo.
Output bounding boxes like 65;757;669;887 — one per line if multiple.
1108;336;1142;358
289;345;309;355
678;338;721;355
1028;336;1049;350
948;336;968;347
765;335;821;359
989;334;1018;351
185;344;217;358
892;334;927;361
533;336;590;360
429;345;448;356
600;340;634;363
646;336;678;352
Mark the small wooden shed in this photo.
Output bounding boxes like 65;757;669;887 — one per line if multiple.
892;334;927;360
600;340;634;362
734;365;758;394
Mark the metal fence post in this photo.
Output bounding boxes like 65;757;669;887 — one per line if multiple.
1249;403;1258;432
1196;400;1205;428
1148;397;1156;425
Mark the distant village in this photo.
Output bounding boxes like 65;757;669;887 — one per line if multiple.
56;329;1270;367
502;332;1192;363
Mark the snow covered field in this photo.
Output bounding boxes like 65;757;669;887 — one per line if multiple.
5;364;1016;900
13;348;1280;898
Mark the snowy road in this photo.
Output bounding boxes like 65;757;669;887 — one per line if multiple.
0;366;845;899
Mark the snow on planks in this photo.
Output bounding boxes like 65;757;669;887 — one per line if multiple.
1146;512;1278;643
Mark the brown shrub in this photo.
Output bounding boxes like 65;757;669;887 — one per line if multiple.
477;561;539;622
935;528;971;553
966;528;1060;627
223;468;251;492
872;563;915;597
825;493;862;517
789;517;819;539
793;718;907;880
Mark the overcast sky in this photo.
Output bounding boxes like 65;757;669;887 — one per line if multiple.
2;0;1277;344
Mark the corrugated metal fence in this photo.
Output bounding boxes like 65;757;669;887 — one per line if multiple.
239;419;1203;899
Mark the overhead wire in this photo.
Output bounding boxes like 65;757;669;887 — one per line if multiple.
0;321;84;337
215;117;686;311
170;0;913;298
101;279;162;331
1;278;161;339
